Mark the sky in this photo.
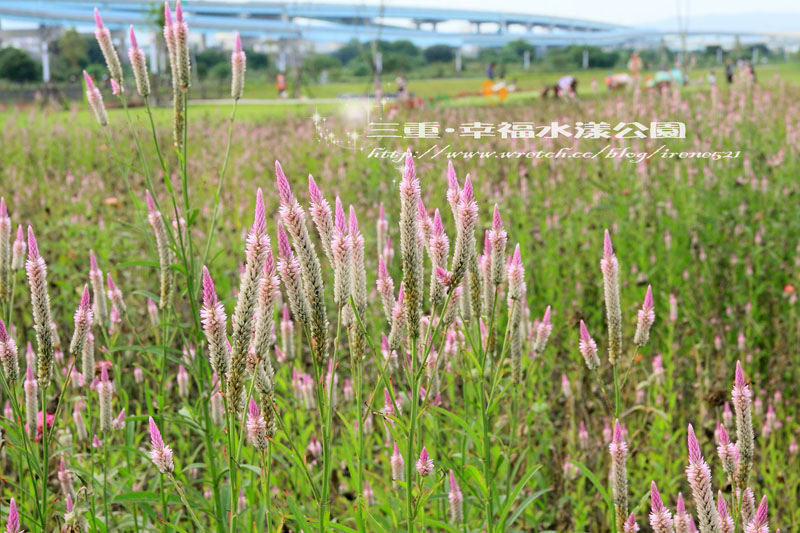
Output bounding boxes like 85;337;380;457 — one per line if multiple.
3;0;799;34
313;0;800;26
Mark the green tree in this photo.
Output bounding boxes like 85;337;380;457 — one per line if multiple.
307;54;341;73
56;28;89;72
333;39;364;66
195;49;228;79
424;45;454;63
246;49;269;70
503;39;535;60
0;47;40;82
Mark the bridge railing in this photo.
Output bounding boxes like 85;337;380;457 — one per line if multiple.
0;77;234;107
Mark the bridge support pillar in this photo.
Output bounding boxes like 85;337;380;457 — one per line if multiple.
150;32;159;74
41;40;50;82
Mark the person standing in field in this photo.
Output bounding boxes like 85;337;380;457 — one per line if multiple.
486;62;496;80
276;72;288;98
627;51;642;81
395;75;408;103
725;59;734;84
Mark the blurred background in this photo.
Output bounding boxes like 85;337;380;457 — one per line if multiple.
1;0;799;107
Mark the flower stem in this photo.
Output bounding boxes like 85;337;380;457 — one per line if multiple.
406;339;419;533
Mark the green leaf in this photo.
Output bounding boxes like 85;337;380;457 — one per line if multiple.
497;464;543;528
569;459;615;531
111;491;180;505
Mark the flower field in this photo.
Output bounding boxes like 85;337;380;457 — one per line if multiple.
0;4;798;532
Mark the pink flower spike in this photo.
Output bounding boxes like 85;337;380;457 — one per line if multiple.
148;415;174;473
6;497;19;533
612;419;624;444
512;243;521;265
753;495;768;527
253;188;266;234
334;196;346;233
447;159;459;191
348;205;359;235
623;514;638;532
676;492;686;512
448;470;459;492
175;0;184;22
201;266;217;306
129;25;138;48
234;31;242;53
492;204;502;231
248;397;260;417
82;70;95;90
650;481;665;511
417;198;427;221
717;491;728;515
435;266;451;287
164;1;173;26
717;422;729;444
687;424;702;463
275;161;293;205
277;222;291;258
403;148;415;181
541;305;551;326
94;7;104;29
308;174;322;204
579;320;591;342
643;285;653;310
461;175;474;203
432;209;444;234
144;189;157;213
0;198;6;217
80;284;91;310
735;360;746;388
603;229;614;258
27;226;39;260
416;446;433;476
149;416;163;447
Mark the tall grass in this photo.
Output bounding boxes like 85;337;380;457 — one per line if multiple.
0;4;798;532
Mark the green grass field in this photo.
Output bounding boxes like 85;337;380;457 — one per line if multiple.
0;54;798;532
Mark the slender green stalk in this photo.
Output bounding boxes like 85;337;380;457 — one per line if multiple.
224;384;238;533
263;446;272;529
354;354;366;533
169;473;205;530
0;375;43;527
613;365;620;419
318;308;343;531
103;438;110;529
40;384;49;529
86;391;99;533
159;473;168;533
405;339;419;533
